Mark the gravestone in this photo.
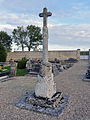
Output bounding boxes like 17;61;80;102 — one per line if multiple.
35;8;56;98
26;59;31;71
9;60;17;77
83;49;90;81
52;64;60;76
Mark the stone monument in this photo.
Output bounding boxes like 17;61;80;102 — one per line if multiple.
15;8;70;117
35;8;56;98
9;60;17;77
26;59;32;71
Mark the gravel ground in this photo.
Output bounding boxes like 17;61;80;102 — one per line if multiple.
0;60;90;120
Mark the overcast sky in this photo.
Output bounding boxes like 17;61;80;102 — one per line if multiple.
0;0;90;51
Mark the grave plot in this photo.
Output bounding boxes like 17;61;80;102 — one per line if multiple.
83;64;90;82
0;63;10;82
83;49;90;82
0;61;17;82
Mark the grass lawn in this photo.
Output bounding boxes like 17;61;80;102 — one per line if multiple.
2;66;10;73
16;69;28;76
1;66;28;76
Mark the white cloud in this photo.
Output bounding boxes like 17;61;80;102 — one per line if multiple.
0;12;42;26
0;12;42;34
0;11;90;50
48;24;90;50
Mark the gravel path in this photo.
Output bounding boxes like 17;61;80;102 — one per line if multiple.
0;60;90;120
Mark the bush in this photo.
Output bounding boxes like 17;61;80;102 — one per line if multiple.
0;44;7;62
17;57;28;69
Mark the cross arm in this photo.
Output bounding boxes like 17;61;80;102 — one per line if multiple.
47;12;52;17
39;12;52;17
39;13;44;17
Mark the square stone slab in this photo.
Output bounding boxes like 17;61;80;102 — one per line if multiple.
14;92;70;117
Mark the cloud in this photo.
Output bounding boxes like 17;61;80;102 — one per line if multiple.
0;24;17;34
0;11;43;35
48;24;90;50
0;10;90;50
0;12;42;26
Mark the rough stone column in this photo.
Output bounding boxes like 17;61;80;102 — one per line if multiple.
35;8;56;99
76;49;80;60
43;26;48;63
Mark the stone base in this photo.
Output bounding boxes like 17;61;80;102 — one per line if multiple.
35;74;56;98
82;75;90;82
14;92;70;117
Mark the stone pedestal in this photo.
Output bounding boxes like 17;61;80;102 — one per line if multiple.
35;63;56;98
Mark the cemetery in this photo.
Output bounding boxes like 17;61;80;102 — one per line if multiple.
0;7;90;120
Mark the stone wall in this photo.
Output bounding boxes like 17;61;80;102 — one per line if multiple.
7;49;80;61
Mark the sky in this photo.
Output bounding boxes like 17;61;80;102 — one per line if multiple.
0;0;90;51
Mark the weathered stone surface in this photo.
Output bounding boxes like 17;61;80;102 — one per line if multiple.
7;50;80;61
26;59;32;70
9;61;17;77
26;92;63;108
52;64;60;76
35;8;56;98
0;75;8;80
15;92;70;117
35;64;56;98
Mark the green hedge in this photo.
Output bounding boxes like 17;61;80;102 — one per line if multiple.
0;44;7;62
17;57;28;69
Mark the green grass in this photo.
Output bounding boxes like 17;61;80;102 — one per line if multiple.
1;65;28;76
2;66;10;73
16;69;28;76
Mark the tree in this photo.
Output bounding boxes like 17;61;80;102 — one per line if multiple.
12;26;27;51
0;44;7;62
0;31;12;51
26;25;42;51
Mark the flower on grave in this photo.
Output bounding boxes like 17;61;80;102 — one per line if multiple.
0;65;2;71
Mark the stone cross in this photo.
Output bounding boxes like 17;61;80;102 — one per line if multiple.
39;8;52;27
39;8;52;63
35;8;56;99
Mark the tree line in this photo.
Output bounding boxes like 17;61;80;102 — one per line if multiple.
0;25;42;62
0;25;42;52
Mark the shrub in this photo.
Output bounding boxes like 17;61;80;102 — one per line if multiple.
17;57;28;69
0;44;7;62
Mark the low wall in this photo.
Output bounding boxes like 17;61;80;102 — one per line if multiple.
7;49;80;61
